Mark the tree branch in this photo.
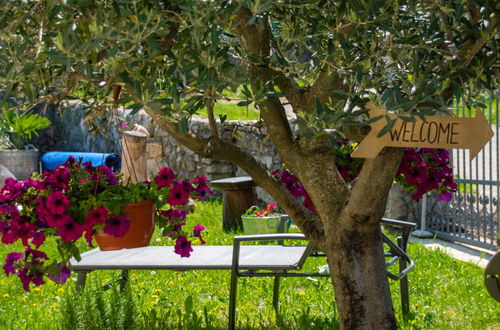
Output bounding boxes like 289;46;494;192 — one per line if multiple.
205;87;218;137
142;102;326;242
344;147;404;225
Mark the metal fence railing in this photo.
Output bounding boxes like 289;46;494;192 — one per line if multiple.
426;92;499;250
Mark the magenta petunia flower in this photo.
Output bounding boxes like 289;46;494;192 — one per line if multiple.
3;252;24;275
57;218;85;242
85;206;110;226
96;165;118;185
436;191;453;202
193;224;206;245
174;236;193;258
154;167;176;188
46;167;71;190
103;215;130;238
167;182;190;206
31;231;46;248
160;209;186;220
46;192;70;215
45;212;72;228
404;167;426;185
48;263;71;284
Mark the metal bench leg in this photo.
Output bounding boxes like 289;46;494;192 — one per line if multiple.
119;270;129;292
76;271;87;290
397;237;410;314
273;276;280;314
228;268;238;330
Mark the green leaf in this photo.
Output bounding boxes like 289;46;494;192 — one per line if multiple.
237;100;252;106
377;116;397;137
178;117;188;134
219;114;227;124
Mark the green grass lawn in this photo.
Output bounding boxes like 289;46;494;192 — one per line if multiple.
0;200;498;329
196;102;260;121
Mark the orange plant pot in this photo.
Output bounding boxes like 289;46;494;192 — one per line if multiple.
94;200;156;251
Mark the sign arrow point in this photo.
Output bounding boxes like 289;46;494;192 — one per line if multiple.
468;110;495;161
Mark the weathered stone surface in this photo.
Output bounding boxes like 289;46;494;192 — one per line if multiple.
147;142;163;159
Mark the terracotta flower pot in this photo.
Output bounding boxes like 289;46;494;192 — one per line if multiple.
94;200;155;251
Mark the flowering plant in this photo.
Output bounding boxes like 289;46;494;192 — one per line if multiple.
0;157;212;290
396;148;457;201
243;203;281;217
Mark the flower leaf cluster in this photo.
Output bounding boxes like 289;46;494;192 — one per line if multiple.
0;157;212;291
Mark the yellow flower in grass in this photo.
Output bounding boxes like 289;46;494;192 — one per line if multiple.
151;295;159;299
49;304;57;309
33;287;41;292
169;281;175;286
178;277;183;281
150;301;158;306
57;288;64;293
298;291;306;296
3;293;9;298
154;289;162;293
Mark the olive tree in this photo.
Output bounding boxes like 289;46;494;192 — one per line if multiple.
0;1;497;328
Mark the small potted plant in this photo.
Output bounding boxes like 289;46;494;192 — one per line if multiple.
0;108;51;180
241;203;290;235
0;157;211;291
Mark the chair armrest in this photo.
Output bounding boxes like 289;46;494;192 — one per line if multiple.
381;218;417;229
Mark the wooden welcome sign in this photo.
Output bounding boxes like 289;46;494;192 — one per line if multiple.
351;103;494;161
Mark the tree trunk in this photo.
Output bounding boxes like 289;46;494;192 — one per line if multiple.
325;219;396;330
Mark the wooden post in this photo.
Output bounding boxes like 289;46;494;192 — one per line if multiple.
211;177;257;231
121;131;148;184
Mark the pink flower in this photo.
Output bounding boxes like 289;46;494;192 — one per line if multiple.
85;206;110;226
193;224;206;245
46;192;70;215
96;165;118;185
103;215;130;238
46;167;71;190
154;168;176;188
167;181;190;206
45;212;72;228
57;217;85;242
160;209;186;220
31;231;46;248
174;236;193;258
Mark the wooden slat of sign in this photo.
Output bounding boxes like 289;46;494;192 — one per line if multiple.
351;103;494;161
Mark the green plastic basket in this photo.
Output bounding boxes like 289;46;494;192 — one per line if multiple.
241;215;290;235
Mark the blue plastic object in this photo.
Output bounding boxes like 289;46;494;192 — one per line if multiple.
41;152;121;172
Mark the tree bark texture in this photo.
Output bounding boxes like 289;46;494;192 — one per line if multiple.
326;220;397;329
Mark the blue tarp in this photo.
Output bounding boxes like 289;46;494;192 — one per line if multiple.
41;152;121;172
